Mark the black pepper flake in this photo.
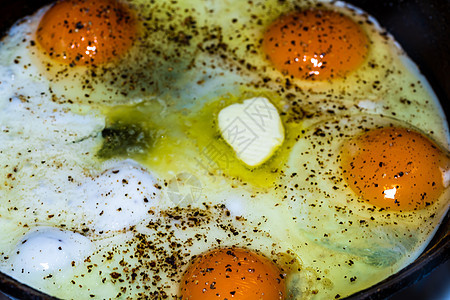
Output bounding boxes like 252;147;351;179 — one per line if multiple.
75;22;84;30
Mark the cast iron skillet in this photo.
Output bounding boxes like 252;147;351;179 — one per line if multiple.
0;0;448;299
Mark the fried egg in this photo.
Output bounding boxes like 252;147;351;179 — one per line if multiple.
0;0;448;299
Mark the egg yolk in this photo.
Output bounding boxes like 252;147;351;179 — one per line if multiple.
36;0;137;66
340;127;450;211
180;248;286;299
262;9;369;80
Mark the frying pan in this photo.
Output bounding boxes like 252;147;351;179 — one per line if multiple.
0;0;448;299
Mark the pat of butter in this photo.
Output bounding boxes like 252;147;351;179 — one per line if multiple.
218;97;284;167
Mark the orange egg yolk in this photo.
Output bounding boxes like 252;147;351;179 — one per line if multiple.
340;127;450;211
262;9;369;81
36;0;137;66
180;248;286;299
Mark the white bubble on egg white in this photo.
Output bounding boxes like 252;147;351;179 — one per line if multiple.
357;100;380;112
442;168;450;188
223;194;247;217
0;66;15;101
71;159;161;232
10;227;91;276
